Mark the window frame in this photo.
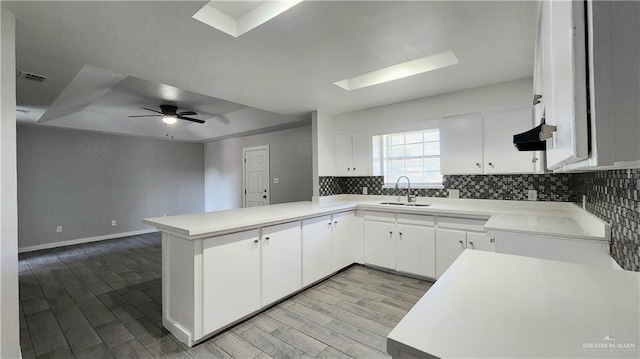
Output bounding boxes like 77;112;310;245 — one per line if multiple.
372;128;444;189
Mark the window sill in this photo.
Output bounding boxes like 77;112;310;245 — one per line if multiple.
382;184;444;189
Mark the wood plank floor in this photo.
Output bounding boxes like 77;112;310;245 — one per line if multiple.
18;233;433;359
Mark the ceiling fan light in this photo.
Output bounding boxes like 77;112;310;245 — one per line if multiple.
162;115;178;125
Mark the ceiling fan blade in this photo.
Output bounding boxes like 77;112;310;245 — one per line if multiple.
178;111;198;116
128;115;162;118
140;107;163;114
177;115;205;124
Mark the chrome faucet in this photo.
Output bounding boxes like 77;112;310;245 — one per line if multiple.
394;176;416;203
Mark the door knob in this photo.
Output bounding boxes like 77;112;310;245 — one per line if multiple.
475;163;481;168
488;162;494;168
254;239;259;243
262;195;267;199
265;236;270;240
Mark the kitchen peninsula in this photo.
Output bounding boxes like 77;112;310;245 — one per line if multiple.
143;196;611;347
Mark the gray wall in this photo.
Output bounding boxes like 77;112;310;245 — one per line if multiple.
204;125;313;211
17;125;204;249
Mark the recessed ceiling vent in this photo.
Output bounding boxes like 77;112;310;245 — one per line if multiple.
18;71;48;82
16;109;30;114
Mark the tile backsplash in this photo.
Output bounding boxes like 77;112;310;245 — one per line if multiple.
320;169;640;272
575;169;640;271
319;174;575;201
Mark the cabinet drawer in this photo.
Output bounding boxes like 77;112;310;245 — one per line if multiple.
364;211;396;223
397;213;435;227
437;216;488;232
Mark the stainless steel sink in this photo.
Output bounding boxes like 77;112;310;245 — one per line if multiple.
378;202;431;207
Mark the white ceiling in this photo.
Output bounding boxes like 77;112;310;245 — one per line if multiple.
3;0;537;141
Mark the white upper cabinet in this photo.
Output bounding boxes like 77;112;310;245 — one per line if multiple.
537;0;589;169
483;108;535;174
441;110;535;175
440;115;484;175
335;131;371;176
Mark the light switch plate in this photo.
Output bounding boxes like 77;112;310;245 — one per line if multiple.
273;178;279;184
56;226;62;233
528;189;538;201
448;189;460;199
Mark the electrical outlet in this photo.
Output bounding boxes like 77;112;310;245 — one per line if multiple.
362;187;368;195
56;226;62;233
528;189;538;201
111;220;116;227
273;178;279;184
448;189;460;199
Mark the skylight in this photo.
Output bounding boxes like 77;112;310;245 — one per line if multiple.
193;0;303;38
334;51;459;91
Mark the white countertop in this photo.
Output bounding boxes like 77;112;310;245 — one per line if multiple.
387;250;640;359
143;195;609;240
143;201;356;238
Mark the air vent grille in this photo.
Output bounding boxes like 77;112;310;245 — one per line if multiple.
18;71;48;82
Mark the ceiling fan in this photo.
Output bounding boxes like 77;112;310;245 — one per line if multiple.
128;105;205;125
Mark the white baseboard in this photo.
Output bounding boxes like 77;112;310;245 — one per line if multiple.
18;228;158;253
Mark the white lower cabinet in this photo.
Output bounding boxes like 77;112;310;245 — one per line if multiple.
332;211;357;272
492;231;610;268
466;231;495;252
302;215;333;287
435;229;467;279
397;223;436;278
364;212;436;278
202;230;261;335
364;220;396;269
435;229;494;279
261;221;302;306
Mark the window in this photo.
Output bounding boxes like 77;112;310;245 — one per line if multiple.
372;129;442;187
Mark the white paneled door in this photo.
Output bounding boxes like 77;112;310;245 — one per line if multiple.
243;145;270;207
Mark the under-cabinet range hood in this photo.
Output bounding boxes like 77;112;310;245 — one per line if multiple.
513;123;557;151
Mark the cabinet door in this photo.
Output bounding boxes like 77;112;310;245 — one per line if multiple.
541;0;589;169
440;115;484;174
351;130;371;176
397;224;436;278
262;221;302;306
335;133;353;176
332;211;356;272
203;230;261;334
466;232;495;252
435;229;467;279
483;108;535;174
364;221;396;269
302;216;333;287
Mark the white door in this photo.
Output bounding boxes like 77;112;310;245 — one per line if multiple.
243;145;269;207
202;230;261;334
435;229;467;279
541;0;588;169
364;221;396;269
466;232;495;252
440;115;484;175
335;133;353;176
331;211;356;271
483;108;535;174
396;224;436;278
302;216;333;287
261;221;301;306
